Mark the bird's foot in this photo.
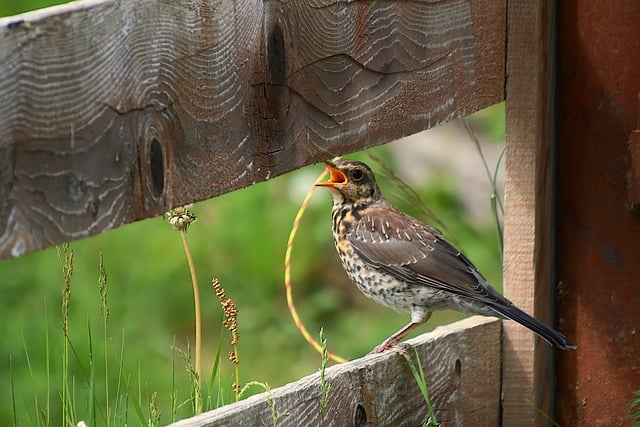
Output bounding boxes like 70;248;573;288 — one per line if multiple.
389;342;411;356
369;338;402;354
368;341;411;355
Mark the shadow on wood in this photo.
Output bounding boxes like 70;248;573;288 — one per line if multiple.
169;316;501;427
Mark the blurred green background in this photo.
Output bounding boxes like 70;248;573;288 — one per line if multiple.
1;2;505;425
0;0;66;16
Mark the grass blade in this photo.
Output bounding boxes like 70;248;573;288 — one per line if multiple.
22;335;41;423
112;330;126;425
87;320;96;426
206;326;225;412
628;390;640;427
171;338;177;422
403;349;439;427
44;297;51;426
123;373;147;425
10;355;18;426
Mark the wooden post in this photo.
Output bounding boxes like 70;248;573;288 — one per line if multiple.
503;0;556;424
555;1;640;424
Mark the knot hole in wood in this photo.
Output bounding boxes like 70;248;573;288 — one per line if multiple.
268;23;286;85
454;358;462;388
353;403;367;427
148;137;165;199
265;20;291;125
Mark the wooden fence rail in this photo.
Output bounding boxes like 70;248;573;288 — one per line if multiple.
0;0;505;259
169;317;501;427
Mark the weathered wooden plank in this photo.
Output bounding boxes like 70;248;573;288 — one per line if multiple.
502;0;556;424
555;2;640;424
0;0;505;259
169;316;501;427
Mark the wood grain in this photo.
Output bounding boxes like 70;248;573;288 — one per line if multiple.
555;2;640;424
0;0;505;259
169;316;501;427
503;0;556;424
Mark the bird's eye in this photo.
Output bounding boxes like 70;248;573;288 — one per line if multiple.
351;168;364;181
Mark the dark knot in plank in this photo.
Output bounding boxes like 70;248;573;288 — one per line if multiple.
148;137;165;200
268;23;286;86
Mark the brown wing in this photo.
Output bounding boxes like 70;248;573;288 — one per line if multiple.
348;203;506;305
347;202;577;349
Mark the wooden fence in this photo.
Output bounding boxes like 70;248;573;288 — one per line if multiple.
0;0;562;424
169;317;501;427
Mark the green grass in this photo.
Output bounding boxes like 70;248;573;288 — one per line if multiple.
1;0;69;17
5;236;241;425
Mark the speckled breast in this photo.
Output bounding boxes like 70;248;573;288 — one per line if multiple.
331;204;415;313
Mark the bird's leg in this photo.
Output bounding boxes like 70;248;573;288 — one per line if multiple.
371;322;421;354
371;311;432;354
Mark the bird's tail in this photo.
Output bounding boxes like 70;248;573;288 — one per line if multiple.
490;304;576;350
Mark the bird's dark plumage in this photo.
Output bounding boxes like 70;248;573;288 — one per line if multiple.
317;159;576;353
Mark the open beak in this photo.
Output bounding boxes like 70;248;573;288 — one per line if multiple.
315;161;348;187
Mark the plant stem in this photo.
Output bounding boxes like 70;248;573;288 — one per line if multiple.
319;328;331;426
58;244;73;426
180;230;202;414
460;117;505;257
98;252;110;426
234;344;240;402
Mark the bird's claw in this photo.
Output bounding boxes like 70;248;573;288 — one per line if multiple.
389;342;411;355
369;340;410;355
369;343;392;354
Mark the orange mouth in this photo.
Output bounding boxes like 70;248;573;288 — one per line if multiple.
316;161;347;187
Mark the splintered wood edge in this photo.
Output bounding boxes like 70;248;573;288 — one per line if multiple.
169;316;502;427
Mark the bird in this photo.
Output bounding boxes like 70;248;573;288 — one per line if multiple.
316;159;576;353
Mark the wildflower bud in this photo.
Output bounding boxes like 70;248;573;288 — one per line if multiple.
166;206;197;231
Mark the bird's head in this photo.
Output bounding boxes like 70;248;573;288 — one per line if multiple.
316;159;381;204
